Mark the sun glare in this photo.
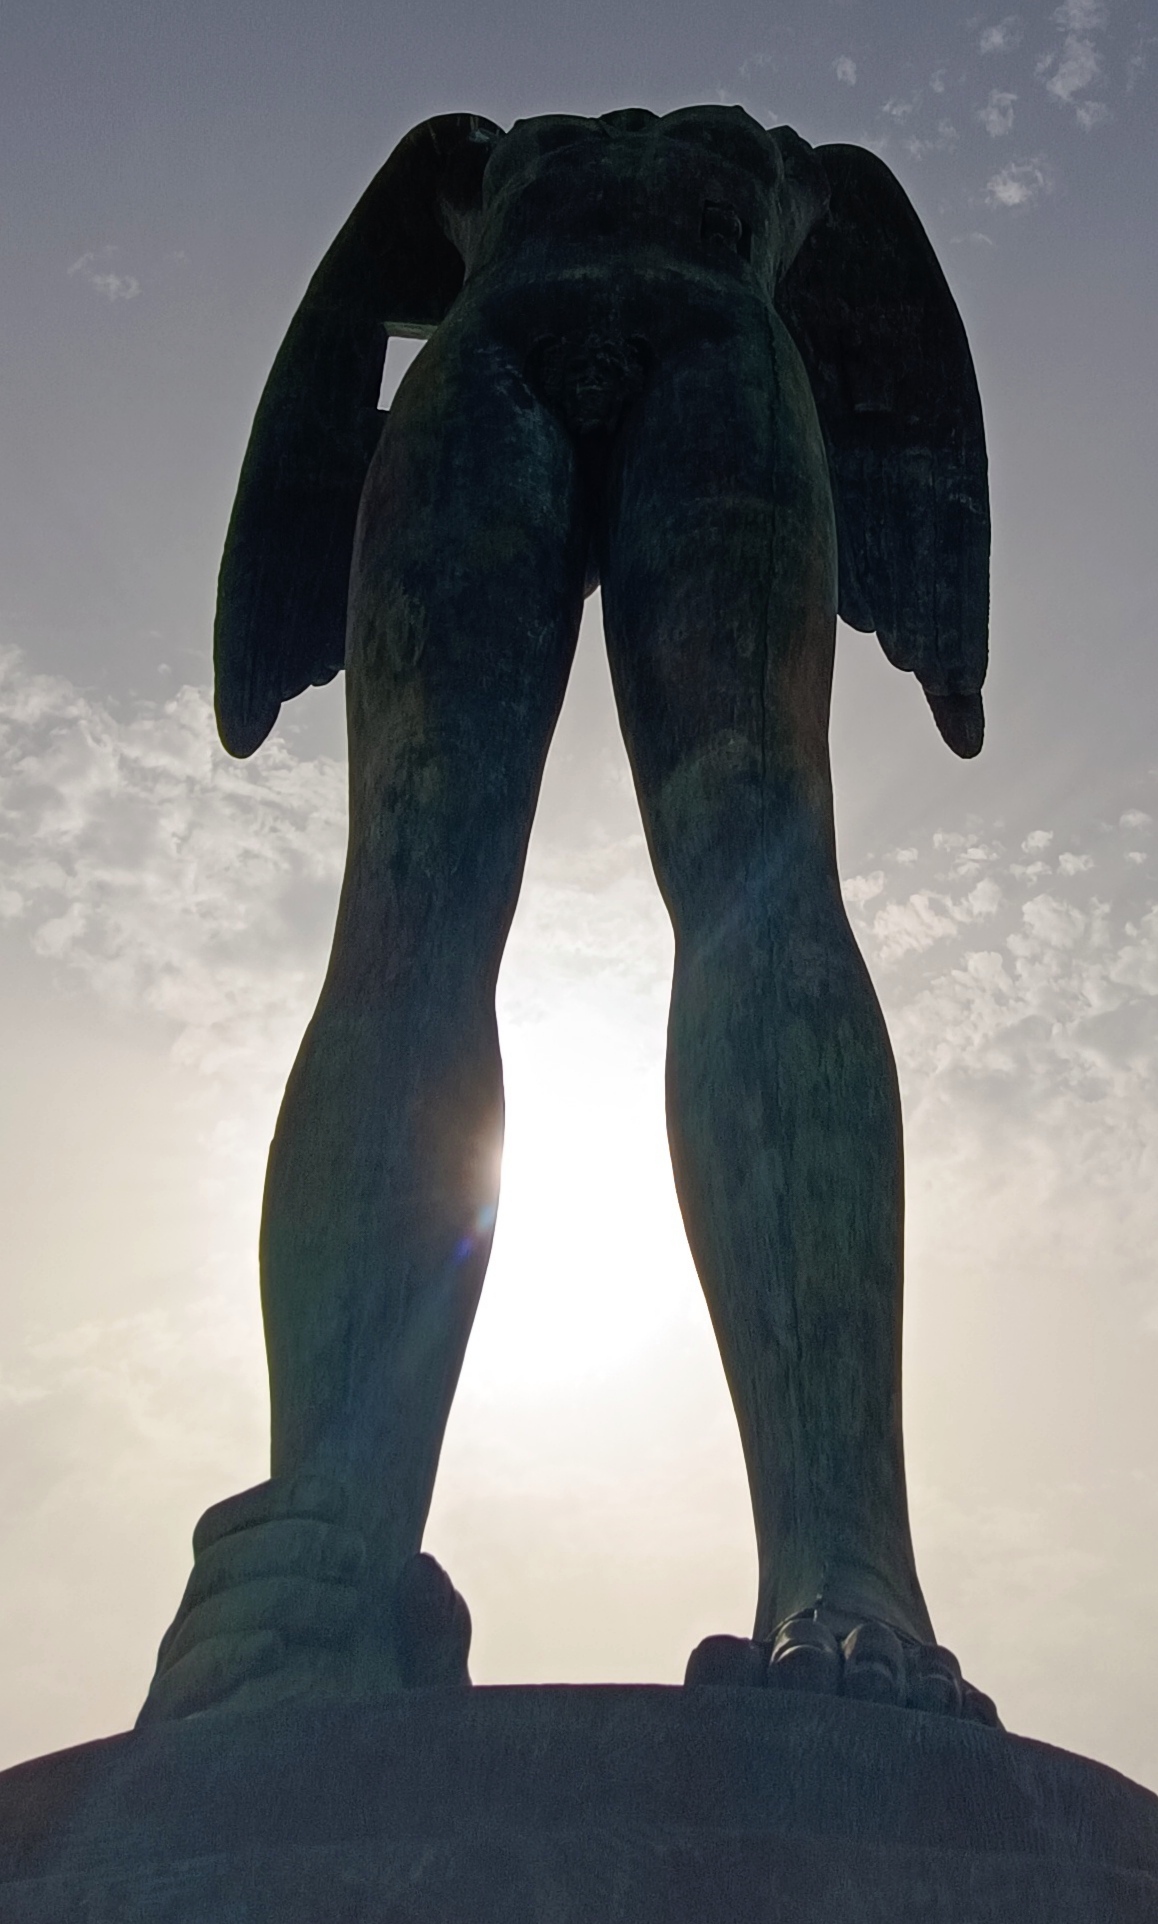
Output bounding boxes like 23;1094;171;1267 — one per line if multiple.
459;1000;705;1396
449;601;715;1403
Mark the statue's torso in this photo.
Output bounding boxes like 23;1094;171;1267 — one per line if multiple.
403;107;831;476
462;107;803;319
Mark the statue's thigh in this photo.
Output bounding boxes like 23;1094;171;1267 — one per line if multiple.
345;320;587;856
601;319;837;889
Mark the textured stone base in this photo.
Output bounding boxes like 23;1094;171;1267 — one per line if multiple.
0;1686;1154;1921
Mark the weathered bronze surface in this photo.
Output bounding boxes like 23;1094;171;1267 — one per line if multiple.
140;106;992;1725
11;1692;1158;1920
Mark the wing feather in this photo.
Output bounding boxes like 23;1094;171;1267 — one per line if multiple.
214;113;501;757
776;143;990;756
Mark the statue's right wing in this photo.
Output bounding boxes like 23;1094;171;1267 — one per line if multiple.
776;143;990;758
214;113;501;758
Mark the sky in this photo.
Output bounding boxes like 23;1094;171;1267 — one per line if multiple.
1;0;1157;1788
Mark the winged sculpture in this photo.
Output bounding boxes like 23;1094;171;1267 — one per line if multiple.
141;107;996;1726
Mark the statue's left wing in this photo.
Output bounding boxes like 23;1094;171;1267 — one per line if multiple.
215;113;501;758
776;143;990;757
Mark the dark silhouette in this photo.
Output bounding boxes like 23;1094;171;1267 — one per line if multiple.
140;106;994;1726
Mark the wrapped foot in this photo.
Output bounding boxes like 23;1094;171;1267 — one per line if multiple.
138;1475;364;1725
137;1476;472;1723
394;1550;472;1687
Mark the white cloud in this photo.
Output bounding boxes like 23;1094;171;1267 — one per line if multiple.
843;821;1158;1119
872;891;959;961
834;54;857;85
1126;22;1152;89
964;876;1003;918
954;842;1000;875
0;647;345;1082
1036;0;1110;122
1019;891;1087;949
1075;98;1111;127
978;89;1017;135
842;869;884;906
980;15;1023;53
1040;35;1103;100
905;120;960;160
1053;0;1107;29
986;157;1054;207
91;272;139;301
67;249;140;302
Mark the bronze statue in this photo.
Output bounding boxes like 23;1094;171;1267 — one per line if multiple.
139;106;995;1726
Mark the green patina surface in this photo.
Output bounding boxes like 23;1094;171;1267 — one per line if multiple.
142;105;991;1727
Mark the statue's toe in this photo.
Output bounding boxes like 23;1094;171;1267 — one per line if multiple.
906;1641;963;1716
767;1615;842;1695
962;1682;1003;1728
684;1633;770;1688
841;1620;906;1706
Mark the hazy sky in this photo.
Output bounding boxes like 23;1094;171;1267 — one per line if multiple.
1;0;1157;1787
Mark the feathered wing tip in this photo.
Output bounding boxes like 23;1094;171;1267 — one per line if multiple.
776;143;991;758
213;113;502;758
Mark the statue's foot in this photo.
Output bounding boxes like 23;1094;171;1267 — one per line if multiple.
136;1475;471;1725
685;1612;1000;1727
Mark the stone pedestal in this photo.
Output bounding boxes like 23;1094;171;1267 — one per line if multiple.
0;1686;1154;1921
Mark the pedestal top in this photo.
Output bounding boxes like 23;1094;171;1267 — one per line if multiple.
0;1685;1154;1921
